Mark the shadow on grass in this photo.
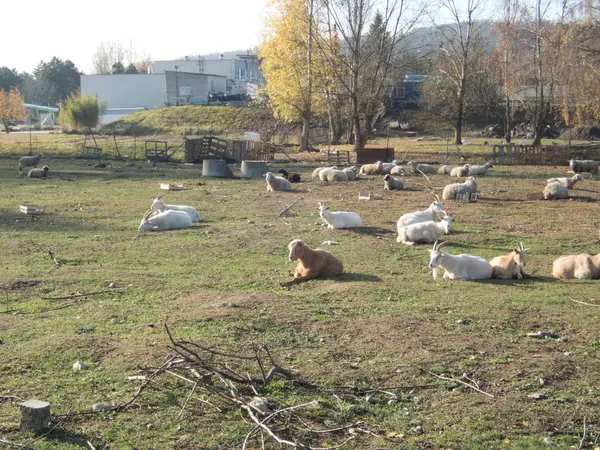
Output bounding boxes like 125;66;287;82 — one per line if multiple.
344;226;395;235
337;272;382;282
39;426;103;449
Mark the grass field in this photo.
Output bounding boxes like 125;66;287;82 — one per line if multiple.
1;146;600;449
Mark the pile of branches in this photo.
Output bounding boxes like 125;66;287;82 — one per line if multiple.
125;324;373;449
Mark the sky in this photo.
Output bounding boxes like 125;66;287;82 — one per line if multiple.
2;0;268;73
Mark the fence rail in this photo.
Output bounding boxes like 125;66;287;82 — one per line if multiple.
491;144;600;166
184;137;275;163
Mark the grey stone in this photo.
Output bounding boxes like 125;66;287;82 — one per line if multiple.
72;361;89;371
92;403;115;412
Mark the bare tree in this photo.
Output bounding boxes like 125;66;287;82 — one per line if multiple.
318;0;425;150
425;0;487;145
495;0;522;142
92;41;151;75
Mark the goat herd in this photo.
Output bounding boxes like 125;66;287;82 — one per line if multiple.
266;158;600;285
17;153;600;284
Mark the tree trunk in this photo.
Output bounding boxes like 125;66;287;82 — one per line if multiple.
351;88;364;150
505;96;512;143
3;120;10;134
300;115;310;152
454;96;464;145
301;0;314;153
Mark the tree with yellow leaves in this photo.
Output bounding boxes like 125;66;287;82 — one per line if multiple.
260;0;327;151
0;88;26;133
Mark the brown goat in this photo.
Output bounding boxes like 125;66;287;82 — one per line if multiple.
282;239;343;286
489;242;528;279
552;253;600;279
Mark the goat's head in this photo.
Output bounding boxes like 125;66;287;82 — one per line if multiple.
574;174;584;182
428;240;449;269
431;195;444;215
288;239;306;261
383;174;391;181
513;242;529;269
265;172;274;182
138;210;154;232
441;213;454;233
42;165;50;172
278;168;288;176
151;194;166;212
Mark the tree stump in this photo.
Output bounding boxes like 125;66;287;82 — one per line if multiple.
19;399;50;433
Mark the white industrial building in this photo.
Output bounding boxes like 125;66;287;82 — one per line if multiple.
81;71;227;117
150;54;263;97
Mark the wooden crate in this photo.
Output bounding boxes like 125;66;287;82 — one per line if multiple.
356;148;395;164
20;204;45;215
160;183;185;191
454;192;477;203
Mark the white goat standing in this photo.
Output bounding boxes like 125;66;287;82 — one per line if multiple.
397;213;454;245
396;196;445;230
318;202;362;229
428;241;493;280
138;210;193;232
151;194;201;222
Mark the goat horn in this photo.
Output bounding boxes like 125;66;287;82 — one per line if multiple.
437;241;449;250
435;194;440;202
143;210;152;220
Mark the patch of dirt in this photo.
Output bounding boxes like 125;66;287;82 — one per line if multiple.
169;291;280;321
0;280;41;290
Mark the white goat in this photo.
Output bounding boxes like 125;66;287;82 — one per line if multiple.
546;174;583;188
489;242;528;279
318;202;362;229
138;210;193;232
428;241;493;280
19;153;43;172
151;194;201;222
397;214;454;245
383;174;404;190
468;163;493;176
396;196;445;229
265;172;293;192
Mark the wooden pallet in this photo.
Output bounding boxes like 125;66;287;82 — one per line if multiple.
20;204;45;215
160;183;185;191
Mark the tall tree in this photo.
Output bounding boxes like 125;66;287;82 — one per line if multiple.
0;67;23;92
423;0;487;145
33;58;80;106
319;0;424;149
260;0;325;152
0;88;27;133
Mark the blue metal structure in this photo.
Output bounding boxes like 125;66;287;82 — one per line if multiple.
23;103;59;126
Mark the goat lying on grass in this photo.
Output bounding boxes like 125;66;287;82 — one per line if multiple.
490;242;528;279
281;239;343;286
